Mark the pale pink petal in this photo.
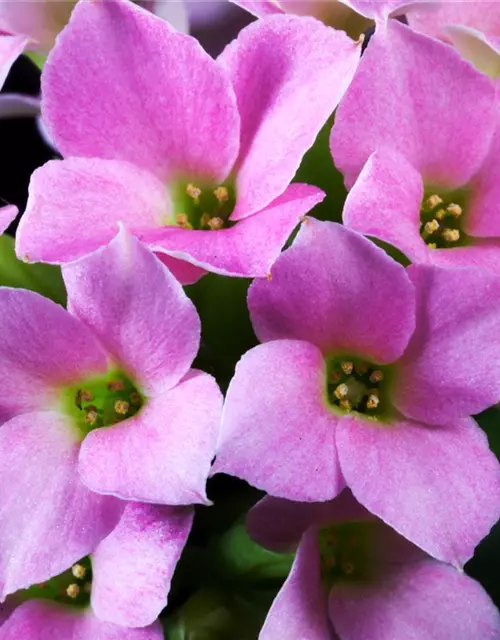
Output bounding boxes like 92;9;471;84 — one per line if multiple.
0;35;27;89
260;528;331;640
0;2;75;50
0;412;123;598
0;600;164;640
330;20;496;189
143;183;324;278
0;205;17;234
42;0;240;182
231;0;284;18
466;127;500;238
343;149;429;264
213;340;345;502
447;25;500;77
63;230;200;396
0;288;108;423
92;503;193;627
149;0;189;33
393;265;500;424
218;15;361;218
248;219;415;363
426;240;500;271
337;415;500;566
329;560;500;640
79;370;222;506
156;254;207;285
16;158;170;265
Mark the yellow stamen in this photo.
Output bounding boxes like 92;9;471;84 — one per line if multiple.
339;399;352;411
200;213;211;228
428;243;437;250
72;564;87;579
334;384;349;400
366;393;379;410
424;219;439;235
114;400;130;416
213;186;229;203
176;213;193;230
66;584;80;599
369;370;384;384
207;216;224;230
423;194;443;211
435;208;447;221
84;406;99;426
442;228;460;242
446;203;462;217
341;361;354;375
186;183;201;200
107;380;125;392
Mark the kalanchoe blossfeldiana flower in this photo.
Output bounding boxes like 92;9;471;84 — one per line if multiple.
0;229;221;598
246;491;500;640
213;220;500;566
330;19;500;271
16;0;361;283
0;502;193;639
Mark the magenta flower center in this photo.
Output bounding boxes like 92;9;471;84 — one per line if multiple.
170;181;236;230
61;370;144;435
419;190;469;249
18;557;92;609
318;521;375;589
326;358;390;419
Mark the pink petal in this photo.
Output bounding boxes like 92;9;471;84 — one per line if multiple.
393;265;500;424
330;20;496;189
343;149;430;264
426;240;500;271
92;503;193;627
142;183;324;278
213;340;345;502
63;230;200;396
218;15;361;218
329;560;500;640
248;219;415;364
230;0;284;18
17;157;170;265
339;0;430;21
0;288;108;423
337;415;500;565
0;412;123;598
0;600;164;640
260;528;331;640
466;127;500;238
0;35;27;89
0;205;17;235
0;3;74;50
446;25;500;77
156;254;207;286
78;370;222;505
42;0;240;183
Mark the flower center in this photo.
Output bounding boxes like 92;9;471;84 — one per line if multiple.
318;522;374;589
326;357;391;419
17;557;92;609
169;181;236;230
60;369;144;435
419;190;469;249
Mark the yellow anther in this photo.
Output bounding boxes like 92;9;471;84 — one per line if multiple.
428;243;437;250
66;584;80;599
176;213;193;230
341;361;354;375
107;380;125;392
200;213;211;228
423;194;443;211
72;564;87;579
130;392;142;407
339;399;352;411
446;203;462;218
114;400;130;416
213;186;229;203
207;216;224;230
442;228;460;242
80;390;93;403
186;183;201;200
435;208;447;221
334;384;349;400
366;393;380;410
369;370;384;384
423;219;439;235
84;406;99;426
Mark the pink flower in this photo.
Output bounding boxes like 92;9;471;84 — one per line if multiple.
16;0;361;283
1;502;193;638
247;491;500;640
0;229;221;597
330;18;500;271
213;219;500;566
0;205;17;234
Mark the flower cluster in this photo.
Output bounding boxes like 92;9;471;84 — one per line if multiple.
0;0;499;638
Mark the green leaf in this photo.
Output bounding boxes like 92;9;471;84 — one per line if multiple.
0;235;66;305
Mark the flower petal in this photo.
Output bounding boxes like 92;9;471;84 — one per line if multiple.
218;15;361;218
330;20;496;189
393;265;500;424
0;3;74;50
0;288;108;423
0;600;164;640
78;370;222;505
260;528;331;640
248;219;415;363
337;415;500;565
329;560;500;640
63;230;200;396
0;412;123;597
143;183;324;278
17;157;170;265
0;36;27;89
42;0;240;182
213;340;344;502
92;503;193;627
447;25;500;77
0;205;17;235
466;127;500;238
230;0;284;18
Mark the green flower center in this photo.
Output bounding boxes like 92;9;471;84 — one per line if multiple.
17;557;92;609
318;522;375;589
168;180;236;230
61;369;144;435
419;190;469;249
325;357;392;420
